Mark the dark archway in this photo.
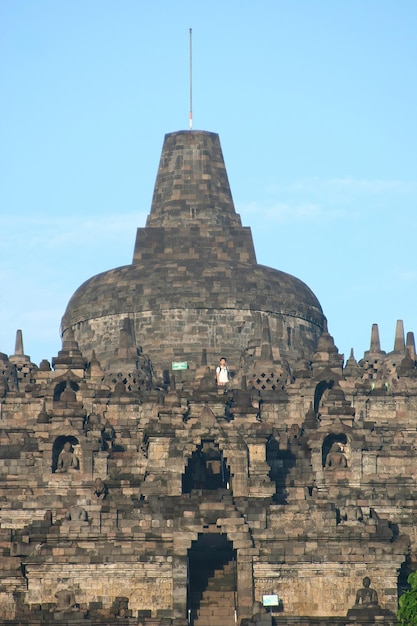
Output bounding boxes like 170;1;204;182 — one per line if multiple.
314;380;334;415
266;435;296;504
398;557;414;600
187;533;236;625
182;440;230;493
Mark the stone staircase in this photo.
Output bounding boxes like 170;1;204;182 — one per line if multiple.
193;561;237;626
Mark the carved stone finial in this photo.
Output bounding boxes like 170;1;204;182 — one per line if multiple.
370;323;381;352
406;331;416;360
9;329;32;367
260;316;273;361
14;329;24;356
37;400;50;424
396;348;417;378
394;319;405;353
39;359;51;371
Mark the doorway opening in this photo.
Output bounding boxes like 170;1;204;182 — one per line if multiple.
187;533;236;625
182;440;231;493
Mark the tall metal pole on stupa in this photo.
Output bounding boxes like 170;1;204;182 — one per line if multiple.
189;27;193;129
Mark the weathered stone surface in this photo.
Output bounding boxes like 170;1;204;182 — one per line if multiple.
61;131;324;379
1;129;415;626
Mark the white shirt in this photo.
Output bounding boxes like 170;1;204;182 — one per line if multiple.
216;365;229;384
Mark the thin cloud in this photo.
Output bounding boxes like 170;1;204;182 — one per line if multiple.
392;268;417;284
239;175;416;225
239;202;323;222
269;177;417;197
0;212;147;252
241;200;345;224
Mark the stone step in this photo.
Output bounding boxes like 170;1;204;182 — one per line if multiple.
199;593;236;606
195;569;236;626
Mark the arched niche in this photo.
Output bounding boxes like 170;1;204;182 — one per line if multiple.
53;379;79;402
187;533;236;625
314;379;334;415
266;435;296;504
182;440;230;494
322;432;348;468
52;435;80;473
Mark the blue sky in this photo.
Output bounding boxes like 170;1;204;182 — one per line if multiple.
1;0;416;366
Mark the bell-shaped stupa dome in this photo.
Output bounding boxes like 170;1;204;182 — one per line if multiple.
61;130;325;379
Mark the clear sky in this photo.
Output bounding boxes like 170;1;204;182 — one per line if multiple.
1;0;416;366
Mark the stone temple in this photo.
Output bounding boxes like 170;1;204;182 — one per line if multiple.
0;129;416;625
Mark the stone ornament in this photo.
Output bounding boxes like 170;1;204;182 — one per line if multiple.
324;442;347;470
55;441;79;473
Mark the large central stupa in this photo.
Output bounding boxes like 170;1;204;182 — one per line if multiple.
61;130;324;379
1;126;415;625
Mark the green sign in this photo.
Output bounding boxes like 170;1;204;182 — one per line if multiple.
171;361;188;370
